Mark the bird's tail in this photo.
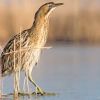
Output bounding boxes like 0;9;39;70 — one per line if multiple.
0;45;3;66
0;45;3;67
0;45;3;56
0;45;3;97
0;45;3;76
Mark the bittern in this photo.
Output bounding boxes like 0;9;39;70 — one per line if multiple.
0;2;63;95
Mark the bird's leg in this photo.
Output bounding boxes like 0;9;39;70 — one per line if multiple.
23;77;30;93
14;72;19;95
14;71;21;95
16;72;20;92
26;74;30;93
23;76;26;92
28;72;45;95
18;71;20;92
24;71;30;93
23;71;30;93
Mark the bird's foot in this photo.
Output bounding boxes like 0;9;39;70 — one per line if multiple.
14;90;23;96
35;86;45;95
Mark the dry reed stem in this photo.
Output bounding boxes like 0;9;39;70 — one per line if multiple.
2;46;52;56
13;39;18;97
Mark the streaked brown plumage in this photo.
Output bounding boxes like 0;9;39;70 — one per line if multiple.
1;2;63;94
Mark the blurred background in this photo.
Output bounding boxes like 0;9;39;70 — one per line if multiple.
0;0;100;45
1;1;100;100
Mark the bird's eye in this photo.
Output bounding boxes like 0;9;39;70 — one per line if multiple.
48;4;53;9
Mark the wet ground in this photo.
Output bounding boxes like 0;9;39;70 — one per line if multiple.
2;43;100;100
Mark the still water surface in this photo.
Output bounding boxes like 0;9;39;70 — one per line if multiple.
2;44;100;100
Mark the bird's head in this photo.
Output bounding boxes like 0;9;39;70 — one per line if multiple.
35;2;63;19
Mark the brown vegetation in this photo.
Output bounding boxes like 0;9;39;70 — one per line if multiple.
0;0;100;45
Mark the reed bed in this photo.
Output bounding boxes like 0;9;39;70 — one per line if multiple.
0;0;100;44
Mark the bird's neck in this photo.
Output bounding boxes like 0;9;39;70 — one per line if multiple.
29;16;50;46
31;16;49;33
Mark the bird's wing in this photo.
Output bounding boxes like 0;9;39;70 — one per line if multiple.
1;30;30;76
2;29;30;54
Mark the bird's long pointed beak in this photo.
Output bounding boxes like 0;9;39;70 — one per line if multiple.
55;3;64;7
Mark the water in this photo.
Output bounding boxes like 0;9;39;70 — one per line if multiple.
2;43;100;100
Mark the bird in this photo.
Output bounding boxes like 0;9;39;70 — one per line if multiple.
0;2;63;95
